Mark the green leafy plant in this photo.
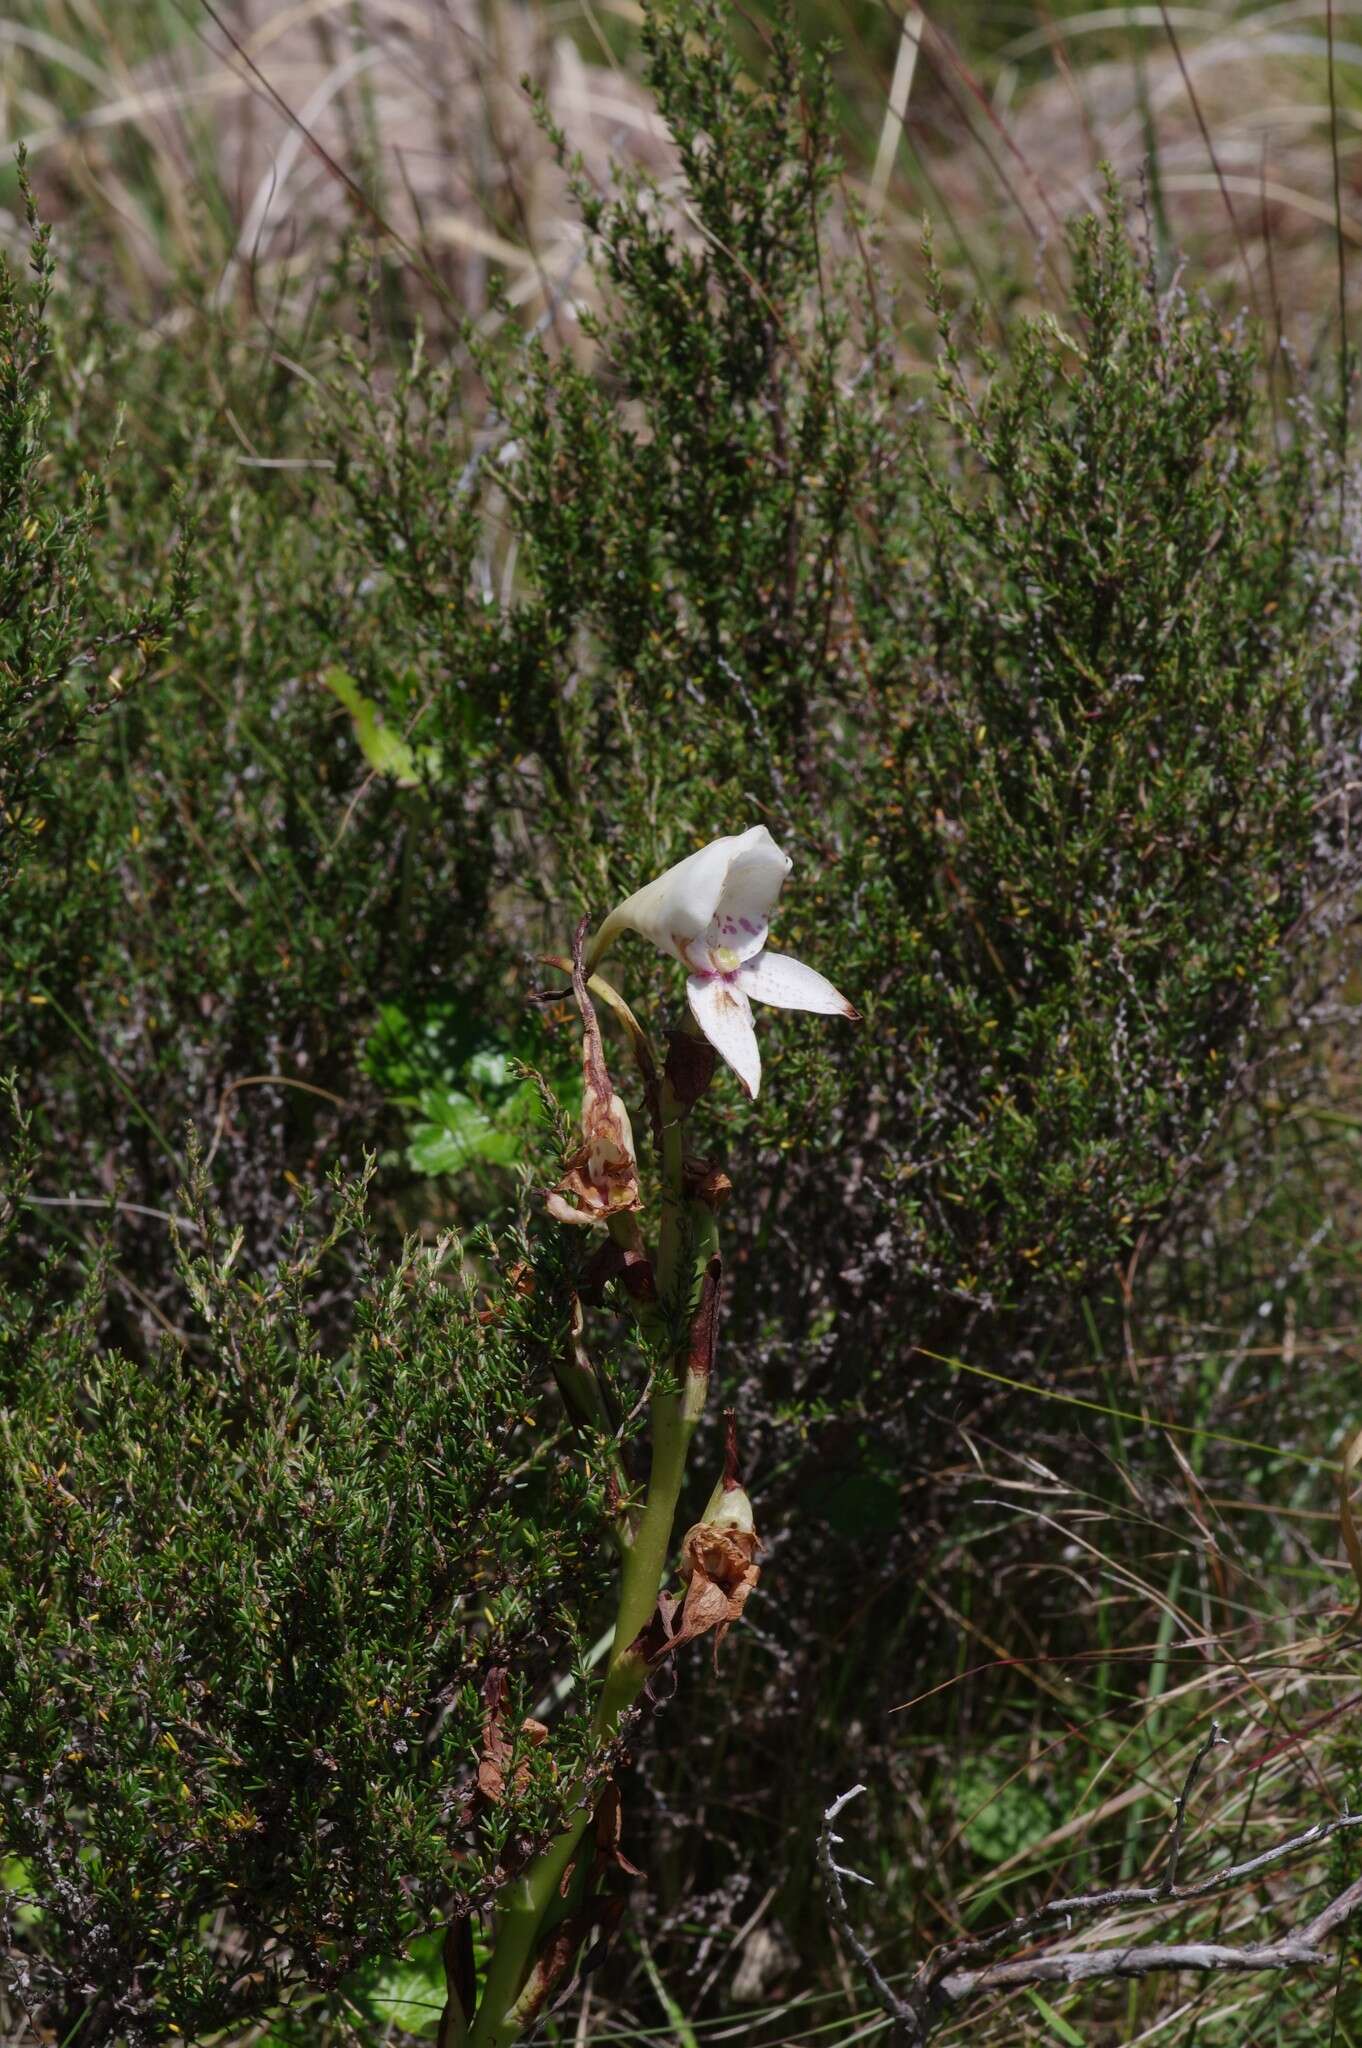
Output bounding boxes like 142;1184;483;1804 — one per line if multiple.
364;1002;544;1178
0;152;189;901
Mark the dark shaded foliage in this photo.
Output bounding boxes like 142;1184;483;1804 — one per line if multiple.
1;1109;619;2044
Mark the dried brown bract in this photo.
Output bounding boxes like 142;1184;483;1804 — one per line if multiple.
674;1520;760;1667
546;918;643;1229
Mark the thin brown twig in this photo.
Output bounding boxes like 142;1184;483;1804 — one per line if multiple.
820;1778;1362;2045
817;1786;922;2039
934;1891;1362;2001
203;1073;356;1169
1161;1718;1228;1895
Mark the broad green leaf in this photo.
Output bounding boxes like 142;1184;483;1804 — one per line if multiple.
406;1087;530;1175
363;1000;553;1178
953;1759;1052;1866
345;1930;446;2038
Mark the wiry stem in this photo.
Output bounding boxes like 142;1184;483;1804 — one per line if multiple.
817;1787;923;2040
1160;1719;1226;1896
819;1777;1362;2046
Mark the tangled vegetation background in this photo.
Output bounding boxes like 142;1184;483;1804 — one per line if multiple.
7;0;1362;2041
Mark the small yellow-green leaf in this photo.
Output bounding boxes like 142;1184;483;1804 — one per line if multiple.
321;666;439;787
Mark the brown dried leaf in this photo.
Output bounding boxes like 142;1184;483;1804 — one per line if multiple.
677;1522;761;1666
664;1026;719;1109
441;1915;476;2042
683;1157;732;1208
580;1236;657;1305
685;1256;723;1384
507;1919;579;2026
477;1668;512;1802
594;1779;645;1880
633;1524;761;1674
627;1588;679;1669
508;1784;640;2027
549;918;642;1227
477;1670;548;1804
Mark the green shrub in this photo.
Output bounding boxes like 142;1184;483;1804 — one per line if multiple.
11;4;1346;1366
432;10;1356;1368
841;205;1329;1315
0;155;188;902
0;1111;617;2045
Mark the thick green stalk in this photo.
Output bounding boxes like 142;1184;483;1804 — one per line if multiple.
594;1388;690;1722
463;1830;585;2048
463;1062;706;2048
599;1063;699;1690
463;1390;696;2048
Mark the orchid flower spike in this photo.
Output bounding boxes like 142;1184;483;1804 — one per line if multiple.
586;826;857;1098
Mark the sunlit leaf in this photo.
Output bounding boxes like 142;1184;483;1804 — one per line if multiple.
345;1930;446;2038
322;666;440;787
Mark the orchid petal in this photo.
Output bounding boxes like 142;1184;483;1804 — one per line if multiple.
686;977;762;1099
741;950;857;1017
704;826;792;963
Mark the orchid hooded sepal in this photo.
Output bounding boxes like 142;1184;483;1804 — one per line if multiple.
585;825;858;1099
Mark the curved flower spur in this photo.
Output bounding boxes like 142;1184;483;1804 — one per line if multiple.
585;825;858;1097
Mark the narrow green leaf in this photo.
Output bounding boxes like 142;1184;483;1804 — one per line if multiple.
1024;1986;1086;2046
321;665;440;786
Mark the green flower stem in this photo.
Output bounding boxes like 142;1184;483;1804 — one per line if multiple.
464;1390;695;2048
463;1830;584;2048
463;1059;709;2048
595;1387;690;1717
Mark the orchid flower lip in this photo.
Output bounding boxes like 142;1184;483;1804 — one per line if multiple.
588;825;858;1098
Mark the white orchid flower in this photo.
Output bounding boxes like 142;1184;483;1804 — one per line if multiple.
585;825;857;1098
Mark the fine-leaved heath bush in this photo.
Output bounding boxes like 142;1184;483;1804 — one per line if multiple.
1;1107;618;2044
